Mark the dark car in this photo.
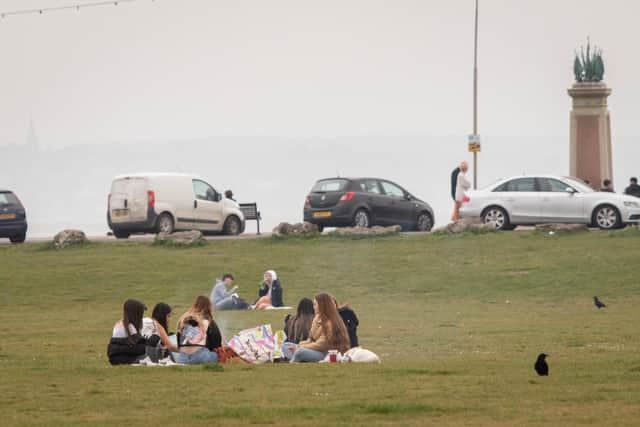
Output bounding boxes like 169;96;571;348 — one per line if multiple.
0;189;27;243
303;177;434;232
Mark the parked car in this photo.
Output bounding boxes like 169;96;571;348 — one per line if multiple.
460;175;640;230
107;173;245;238
303;177;435;232
0;189;27;243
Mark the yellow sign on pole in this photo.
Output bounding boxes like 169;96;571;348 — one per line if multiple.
468;134;481;153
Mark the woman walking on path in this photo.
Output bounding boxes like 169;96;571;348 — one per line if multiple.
451;161;471;222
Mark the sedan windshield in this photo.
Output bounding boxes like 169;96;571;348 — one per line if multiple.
311;179;349;193
563;177;595;193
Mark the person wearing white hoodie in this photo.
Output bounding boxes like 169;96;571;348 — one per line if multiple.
254;270;284;309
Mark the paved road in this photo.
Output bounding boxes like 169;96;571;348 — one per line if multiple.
0;232;272;245
1;226;607;246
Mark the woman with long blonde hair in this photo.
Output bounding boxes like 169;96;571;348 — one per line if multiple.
290;293;350;363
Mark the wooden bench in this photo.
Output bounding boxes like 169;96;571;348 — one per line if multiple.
239;203;262;234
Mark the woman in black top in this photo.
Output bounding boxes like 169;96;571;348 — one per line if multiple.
254;270;284;309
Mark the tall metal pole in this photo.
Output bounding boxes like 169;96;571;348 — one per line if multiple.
473;0;479;189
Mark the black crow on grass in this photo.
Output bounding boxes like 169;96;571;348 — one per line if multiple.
594;296;606;309
535;353;549;376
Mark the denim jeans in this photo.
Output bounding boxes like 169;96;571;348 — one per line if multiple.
173;348;218;365
290;348;327;363
281;342;298;360
215;296;235;311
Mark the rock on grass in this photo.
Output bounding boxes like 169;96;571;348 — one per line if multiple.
53;229;89;249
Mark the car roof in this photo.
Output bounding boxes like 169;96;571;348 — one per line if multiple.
113;172;201;180
316;177;394;182
481;175;587;189
497;174;577;180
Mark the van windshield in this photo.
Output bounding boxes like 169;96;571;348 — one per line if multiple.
0;192;20;206
311;179;349;193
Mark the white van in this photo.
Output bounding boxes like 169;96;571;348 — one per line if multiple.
107;173;245;239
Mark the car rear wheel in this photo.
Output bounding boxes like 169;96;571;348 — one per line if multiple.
9;233;26;244
157;213;174;234
416;212;433;232
353;209;370;228
223;215;242;235
482;206;510;230
113;231;130;239
593;205;621;230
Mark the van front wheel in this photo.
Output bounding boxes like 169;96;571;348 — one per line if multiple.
157;213;174;234
223;216;241;235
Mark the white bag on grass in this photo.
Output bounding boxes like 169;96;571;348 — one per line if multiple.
344;347;381;363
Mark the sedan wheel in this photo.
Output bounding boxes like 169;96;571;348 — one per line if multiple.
482;207;509;230
594;206;620;230
353;209;370;228
416;213;433;232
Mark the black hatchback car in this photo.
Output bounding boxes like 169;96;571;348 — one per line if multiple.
303;177;434;232
0;189;27;243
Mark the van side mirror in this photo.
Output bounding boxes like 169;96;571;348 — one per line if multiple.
215;193;222;202
405;194;413;201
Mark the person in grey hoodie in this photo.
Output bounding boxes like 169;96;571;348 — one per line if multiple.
210;273;238;311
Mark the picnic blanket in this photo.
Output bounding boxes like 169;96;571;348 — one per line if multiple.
227;324;287;364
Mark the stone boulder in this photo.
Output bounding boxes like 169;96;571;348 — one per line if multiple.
535;223;589;233
332;225;402;236
432;217;495;235
53;229;88;248
272;222;319;236
155;230;206;245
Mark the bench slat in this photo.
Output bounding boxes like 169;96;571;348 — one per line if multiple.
239;203;261;234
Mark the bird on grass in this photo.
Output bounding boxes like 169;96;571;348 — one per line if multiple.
594;296;606;309
534;353;549;376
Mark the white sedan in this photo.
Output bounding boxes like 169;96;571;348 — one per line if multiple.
459;175;640;230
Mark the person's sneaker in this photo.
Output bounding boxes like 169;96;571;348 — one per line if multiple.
248;304;256;310
137;356;155;366
158;357;177;366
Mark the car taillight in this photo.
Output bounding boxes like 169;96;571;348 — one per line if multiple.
148;191;155;208
304;197;310;207
463;196;470;203
339;192;355;203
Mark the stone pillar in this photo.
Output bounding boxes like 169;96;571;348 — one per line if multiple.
568;82;613;189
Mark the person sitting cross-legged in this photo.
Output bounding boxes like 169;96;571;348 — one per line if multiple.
289;293;350;363
253;270;284;309
210;273;240;311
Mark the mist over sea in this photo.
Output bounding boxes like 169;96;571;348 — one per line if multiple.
2;134;638;238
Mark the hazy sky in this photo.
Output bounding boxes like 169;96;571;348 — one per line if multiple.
1;1;639;236
1;0;639;147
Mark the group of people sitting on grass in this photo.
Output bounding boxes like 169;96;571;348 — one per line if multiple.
282;294;359;362
210;270;283;311
107;271;360;365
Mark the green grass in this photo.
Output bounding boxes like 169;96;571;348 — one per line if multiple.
1;231;640;426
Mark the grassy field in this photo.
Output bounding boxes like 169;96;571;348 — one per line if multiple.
1;230;640;426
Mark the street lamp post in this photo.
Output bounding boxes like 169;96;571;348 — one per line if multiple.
472;0;479;190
